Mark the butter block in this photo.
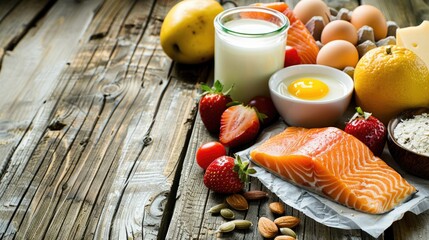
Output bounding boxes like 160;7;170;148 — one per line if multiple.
396;20;429;68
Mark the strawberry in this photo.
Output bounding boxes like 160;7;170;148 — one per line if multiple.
203;155;256;194
345;107;387;156
199;80;232;134
219;104;262;148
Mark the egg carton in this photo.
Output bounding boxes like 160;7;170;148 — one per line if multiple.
303;7;399;78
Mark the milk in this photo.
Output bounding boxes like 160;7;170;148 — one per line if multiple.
214;16;287;103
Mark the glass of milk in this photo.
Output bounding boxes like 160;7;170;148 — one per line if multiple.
214;6;289;103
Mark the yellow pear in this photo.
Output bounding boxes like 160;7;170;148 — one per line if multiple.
160;0;224;64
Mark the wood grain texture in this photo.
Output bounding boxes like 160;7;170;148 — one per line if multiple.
0;0;205;238
0;0;428;239
0;0;106;238
0;0;54;62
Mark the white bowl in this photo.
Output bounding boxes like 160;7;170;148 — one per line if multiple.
269;64;354;128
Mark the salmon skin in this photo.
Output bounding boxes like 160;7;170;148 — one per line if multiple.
250;127;416;214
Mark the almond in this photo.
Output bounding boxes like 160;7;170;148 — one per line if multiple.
274;216;300;228
226;193;249;211
258;217;278;238
269;202;285;215
243;190;268;200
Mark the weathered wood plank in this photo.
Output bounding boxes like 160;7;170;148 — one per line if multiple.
0;0;103;238
0;0;20;20
410;0;429;22
392;211;429;240
1;0;205;238
0;0;53;62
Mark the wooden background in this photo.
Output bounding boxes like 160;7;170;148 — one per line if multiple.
0;0;428;239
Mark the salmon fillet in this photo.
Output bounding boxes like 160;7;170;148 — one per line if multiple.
282;8;319;64
250;127;416;214
250;2;320;64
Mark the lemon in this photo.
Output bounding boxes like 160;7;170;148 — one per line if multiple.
354;45;429;124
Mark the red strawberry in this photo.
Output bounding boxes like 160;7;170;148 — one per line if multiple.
345;107;387;156
219;104;261;148
203;155;255;194
199;80;232;134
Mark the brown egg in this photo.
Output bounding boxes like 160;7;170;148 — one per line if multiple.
317;40;359;69
351;5;387;41
321;20;358;45
293;0;331;25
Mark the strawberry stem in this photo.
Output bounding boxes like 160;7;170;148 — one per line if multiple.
253;107;268;123
233;155;256;183
200;80;233;96
226;101;242;107
349;106;372;122
356;106;364;116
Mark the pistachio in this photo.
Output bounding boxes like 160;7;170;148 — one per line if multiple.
279;227;297;238
226;194;249;211
207;203;227;214
269;202;285;215
274;216;300;228
220;208;235;220
243;190;268;201
230;219;253;230
258;217;278;238
216;221;235;233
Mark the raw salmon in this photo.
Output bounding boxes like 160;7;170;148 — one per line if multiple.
251;2;320;64
282;7;319;64
250;127;416;214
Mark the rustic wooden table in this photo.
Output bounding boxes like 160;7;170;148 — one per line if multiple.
0;0;428;239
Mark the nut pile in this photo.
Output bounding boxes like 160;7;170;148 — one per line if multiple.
209;191;300;239
258;206;300;239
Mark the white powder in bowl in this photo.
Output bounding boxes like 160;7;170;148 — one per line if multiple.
393;113;429;156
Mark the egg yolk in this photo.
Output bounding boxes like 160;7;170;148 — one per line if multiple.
287;78;329;100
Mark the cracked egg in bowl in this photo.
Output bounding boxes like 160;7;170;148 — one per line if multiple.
268;64;353;128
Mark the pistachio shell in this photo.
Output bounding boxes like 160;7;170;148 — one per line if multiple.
279;227;297;238
208;203;227;214
216;221;236;233
230;219;253;229
220;208;235;220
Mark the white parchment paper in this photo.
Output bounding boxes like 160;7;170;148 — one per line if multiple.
237;121;429;238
